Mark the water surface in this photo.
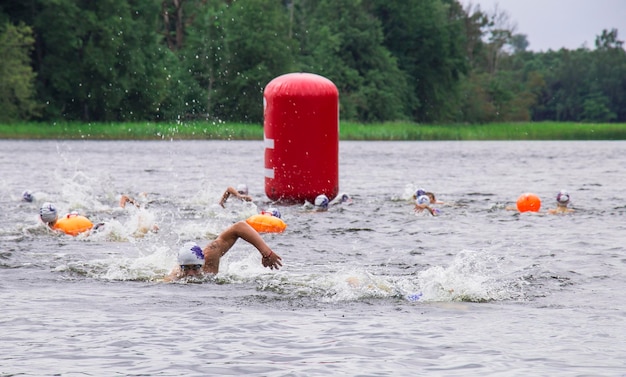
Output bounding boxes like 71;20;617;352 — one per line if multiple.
1;140;624;376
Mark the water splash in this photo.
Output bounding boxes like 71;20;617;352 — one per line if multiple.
416;249;521;302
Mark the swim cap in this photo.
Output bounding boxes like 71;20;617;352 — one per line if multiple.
416;195;430;206
262;207;281;218
22;190;34;202
39;202;58;223
314;194;329;209
177;242;205;265
556;190;570;204
415;188;426;198
339;193;351;203
236;184;249;195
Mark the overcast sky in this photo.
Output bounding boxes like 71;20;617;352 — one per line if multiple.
459;0;626;51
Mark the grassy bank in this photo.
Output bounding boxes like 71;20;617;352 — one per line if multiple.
1;121;626;140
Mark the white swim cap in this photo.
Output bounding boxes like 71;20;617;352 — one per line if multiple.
416;195;430;206
236;184;249;195
264;207;281;218
339;193;351;203
556;190;570;204
177;242;205;265
39;202;58;223
22;190;34;202
314;194;329;209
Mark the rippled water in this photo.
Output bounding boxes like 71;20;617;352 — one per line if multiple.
1;140;624;376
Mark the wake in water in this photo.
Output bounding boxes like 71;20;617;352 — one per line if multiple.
8;164;558;306
63;243;532;305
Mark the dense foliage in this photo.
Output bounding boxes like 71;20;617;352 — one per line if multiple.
1;0;625;124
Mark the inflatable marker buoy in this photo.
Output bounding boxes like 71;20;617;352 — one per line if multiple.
246;214;287;233
516;193;541;213
53;213;94;236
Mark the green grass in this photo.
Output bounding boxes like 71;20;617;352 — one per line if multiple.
339;121;626;140
0;121;264;140
1;121;626;140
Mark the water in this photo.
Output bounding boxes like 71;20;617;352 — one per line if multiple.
1;139;624;376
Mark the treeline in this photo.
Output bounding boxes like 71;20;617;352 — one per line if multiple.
1;0;625;124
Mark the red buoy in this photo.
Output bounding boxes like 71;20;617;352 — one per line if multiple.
264;73;339;203
516;193;541;212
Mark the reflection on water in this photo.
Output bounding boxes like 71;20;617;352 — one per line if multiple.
1;140;624;375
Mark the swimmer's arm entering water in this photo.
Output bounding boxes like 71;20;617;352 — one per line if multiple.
202;221;282;273
119;194;140;208
219;187;253;208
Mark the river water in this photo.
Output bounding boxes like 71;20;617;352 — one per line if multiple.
1;139;624;376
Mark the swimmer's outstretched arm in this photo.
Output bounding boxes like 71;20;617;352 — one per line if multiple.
119;194;139;208
219;187;253;207
202;221;282;273
414;204;437;216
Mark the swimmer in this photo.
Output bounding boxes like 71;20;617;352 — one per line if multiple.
547;190;574;214
414;195;437;216
314;194;330;211
260;207;282;218
22;190;34;203
164;221;282;281
425;191;445;205
307;193;352;211
412;188;426;201
412;188;444;204
330;192;353;205
219;184;253;208
40;196;158;236
119;194;141;208
119;192;158;209
39;202;100;236
118;194;160;233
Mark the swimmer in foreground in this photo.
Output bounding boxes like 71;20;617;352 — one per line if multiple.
219;184;253;208
164;221;282;281
547;190;574;214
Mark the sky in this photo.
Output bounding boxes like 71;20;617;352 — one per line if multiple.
459;0;626;51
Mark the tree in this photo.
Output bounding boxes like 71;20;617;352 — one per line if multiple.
295;0;410;122
210;0;297;122
589;29;626;122
32;0;180;121
373;0;468;122
0;21;40;122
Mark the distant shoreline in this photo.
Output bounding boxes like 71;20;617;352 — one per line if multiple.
1;121;625;141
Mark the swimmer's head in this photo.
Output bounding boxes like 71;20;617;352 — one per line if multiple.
416;195;430;206
556;190;570;206
22;190;34;202
39;202;58;224
262;207;282;219
314;194;329;210
236;184;248;195
425;192;436;203
177;241;205;266
414;188;426;199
